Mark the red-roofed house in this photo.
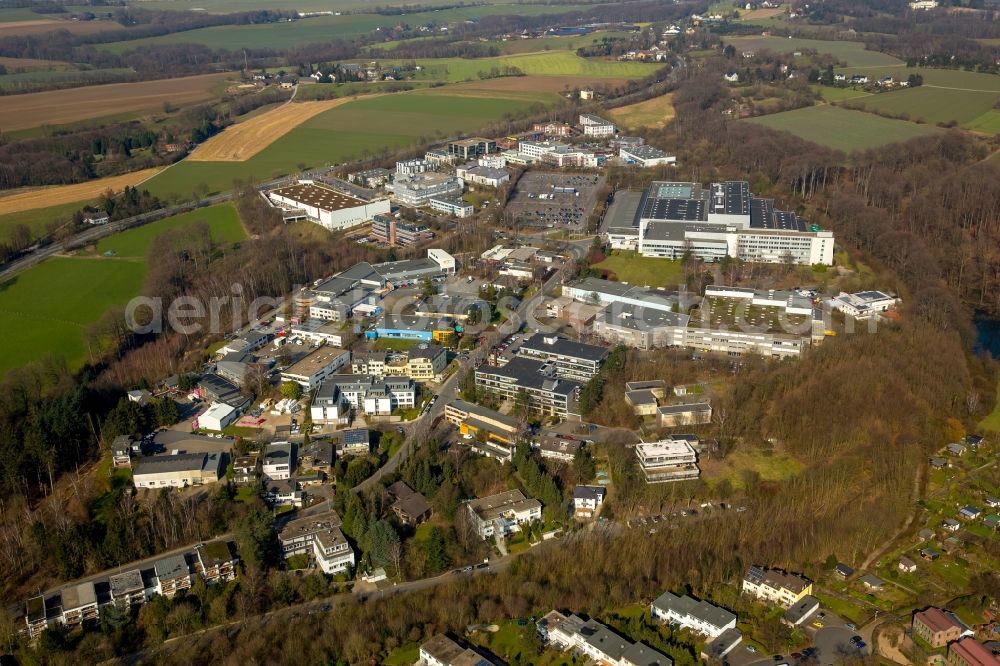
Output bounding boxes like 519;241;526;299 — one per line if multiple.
913;608;965;648
948;638;1000;666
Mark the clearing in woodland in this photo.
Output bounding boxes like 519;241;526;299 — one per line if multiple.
187;96;360;161
607;93;675;129
0;167;161;216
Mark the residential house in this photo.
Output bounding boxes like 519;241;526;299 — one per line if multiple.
388;480;431;526
960;506;983;520
948;442;968;456
860;574;885;591
534;435;582;463
702;628;743;663
782;596;820;627
266;478;304;507
195;540;238;584
263;442;296;481
912;607;968;648
133;452;224;489
300;441;334;474
834;563;854;579
657;402;712;428
112;435;132;468
338;428;370;456
466;489;542;540
60;582;99;628
742;566;813;607
547;613;671;665
154;554;192;598
419;633;497;666
651;590;737;638
899;556;918;573
943;518;961;532
232;454;261;485
573;485;606;518
278;510;355;575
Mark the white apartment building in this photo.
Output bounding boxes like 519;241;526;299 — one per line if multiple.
573;486;606;517
396;158;432;175
466;489;542;540
547;612;672;666
309;375;416;422
579;113;617;137
742;566;814;608
430;195;475;218
651;591;737;638
635;440;700;483
262;442;295;480
278;510;356;574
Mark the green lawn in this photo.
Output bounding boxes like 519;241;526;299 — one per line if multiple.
811;85;872;102
978;378;1000;433
705;448;805;489
383;644;420;666
143;92;544;200
0;204;246;377
592;251;683;288
372;338;419;351
0;257;147;376
745;105;942;152
722;36;902;67
845;86;1000;128
965;110;1000;134
100;5;592;52
383;51;661;82
95;204;245;257
0;200;89;243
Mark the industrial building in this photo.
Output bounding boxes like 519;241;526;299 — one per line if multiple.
268;181;390;232
603;181;834;266
620;144;676;168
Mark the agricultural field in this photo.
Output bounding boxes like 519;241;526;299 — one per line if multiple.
832;66;1000;91
0;56;74;71
188;97;357;161
384;51;661;82
722;36;902;67
0;167;161;217
488;31;636;55
143;90;546;198
442;75;632;94
0;18;120;36
0;72;231;132
745;105;942;152
0;201;85;243
844;86;1000;129
100;4;591;52
135;0;555;12
607;93;675;130
0;67;134;92
0;204;245;376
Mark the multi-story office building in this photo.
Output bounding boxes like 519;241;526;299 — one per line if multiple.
371;215;434;246
387;172;463;207
447;137;496;160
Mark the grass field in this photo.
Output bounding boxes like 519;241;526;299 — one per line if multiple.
137;0;572;12
101;5;591;52
95;204;245;257
0;67;134;92
811;85;872;102
978;379;1000;433
0;55;74;71
746;105;942;152
0;257;146;376
965;110;1000;134
188;97;356;161
489;31;635;55
0;167;161;217
143;91;543;199
0;72;230;132
0;204;245;376
722;36;902;67
607;93;675;129
702;447;805;489
384;51;660;82
845;86;1000;128
592;251;683;288
0;201;92;243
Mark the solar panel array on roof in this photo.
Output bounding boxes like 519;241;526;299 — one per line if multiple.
709;181;750;215
746;565;765;584
749;198;806;231
642;197;705;222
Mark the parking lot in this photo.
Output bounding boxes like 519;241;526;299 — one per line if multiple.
506;172;603;230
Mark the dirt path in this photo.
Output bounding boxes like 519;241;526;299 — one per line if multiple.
186;95;360;162
0;167;162;216
860;462;924;570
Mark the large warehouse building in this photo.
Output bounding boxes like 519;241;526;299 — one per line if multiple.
268;181;390;232
604;181;834;266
